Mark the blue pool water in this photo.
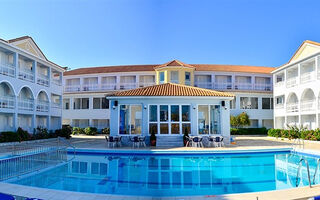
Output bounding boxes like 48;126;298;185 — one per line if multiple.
6;150;320;197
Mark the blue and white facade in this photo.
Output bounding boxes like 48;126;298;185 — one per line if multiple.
0;37;64;133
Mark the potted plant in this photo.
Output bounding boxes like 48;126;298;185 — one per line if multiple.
183;128;189;146
150;129;156;146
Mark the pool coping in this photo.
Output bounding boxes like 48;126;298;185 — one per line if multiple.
1;147;320;200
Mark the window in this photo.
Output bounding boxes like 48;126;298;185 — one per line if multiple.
276;96;284;105
198;105;221;134
159;72;165;83
230;97;236;109
74;98;89;109
170;71;179;83
93;98;109;109
262;98;273;109
149;105;190;135
63;98;70;110
240;97;258;109
185;72;191;85
119;105;142;135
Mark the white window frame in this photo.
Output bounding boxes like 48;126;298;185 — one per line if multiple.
118;104;142;135
196;104;221;135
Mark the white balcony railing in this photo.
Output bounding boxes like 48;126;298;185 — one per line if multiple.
275;81;284;87
82;84;99;91
214;82;233;90
234;83;253;90
139;82;155;88
254;83;272;91
51;102;61;109
286;103;299;113
301;100;316;112
0;96;15;109
51;78;61;86
119;83;137;90
37;74;49;87
275;104;284;109
18;69;34;82
194;82;213;89
300;71;316;84
64;85;81;92
18;99;34;111
286;77;298;88
36;101;49;112
101;83;117;91
0;63;15;77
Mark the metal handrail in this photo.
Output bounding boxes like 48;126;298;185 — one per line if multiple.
296;158;312;188
57;137;76;158
313;158;320;184
291;138;304;152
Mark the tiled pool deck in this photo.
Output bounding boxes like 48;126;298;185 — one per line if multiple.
1;135;320;200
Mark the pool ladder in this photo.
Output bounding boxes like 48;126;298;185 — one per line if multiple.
57;137;76;161
291;138;304;153
296;158;320;188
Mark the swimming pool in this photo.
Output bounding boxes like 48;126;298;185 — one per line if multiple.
4;149;320;197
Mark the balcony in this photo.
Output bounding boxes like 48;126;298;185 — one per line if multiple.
254;83;272;91
286;103;299;113
37;74;50;87
36;101;49;112
120;83;137;90
300;72;316;84
82;84;99;91
275;103;284;109
0;63;15;77
18;69;34;82
51;102;61;109
286;77;298;88
139;82;155;88
275;81;284;87
64;85;81;92
0;96;15;109
214;82;233;90
194;82;213;89
101;83;117;91
301;100;316;112
234;83;252;90
18;99;34;111
51;78;62;86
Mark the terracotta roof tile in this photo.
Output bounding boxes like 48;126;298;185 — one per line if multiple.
64;63;274;76
154;59;195;69
107;83;234;97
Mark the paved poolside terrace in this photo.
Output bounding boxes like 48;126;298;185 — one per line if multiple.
1;135;320;200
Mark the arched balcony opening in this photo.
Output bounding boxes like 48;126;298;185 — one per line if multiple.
0;82;15;109
286;92;299;113
301;88;316;112
36;91;49;112
18;87;34;111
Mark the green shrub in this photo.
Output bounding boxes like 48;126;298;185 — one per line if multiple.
32;127;49;140
0;132;19;143
17;127;30;141
231;127;268;135
84;127;98;135
267;129;282;137
102;128;110;135
72;127;85;135
230;112;251;128
59;125;72;139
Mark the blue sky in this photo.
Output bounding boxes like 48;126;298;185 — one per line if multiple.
1;0;320;69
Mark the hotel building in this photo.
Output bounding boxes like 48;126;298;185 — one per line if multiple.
0;36;64;133
273;40;320;129
62;60;275;133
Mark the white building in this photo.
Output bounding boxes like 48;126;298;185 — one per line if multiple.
273;40;320;130
0;36;65;133
62;60;274;130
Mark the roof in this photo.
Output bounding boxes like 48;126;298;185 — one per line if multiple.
64;63;274;76
288;40;320;63
154;59;195;69
107;83;234;97
0;36;64;70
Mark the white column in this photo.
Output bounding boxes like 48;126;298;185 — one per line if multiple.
33;60;37;83
47;116;51;131
252;75;255;90
48;67;51;87
211;74;215;89
14;52;18;78
297;64;301;85
116;75;120;90
14;96;18;131
231;75;235;90
98;76;102;90
79;78;83;91
136;75;140;88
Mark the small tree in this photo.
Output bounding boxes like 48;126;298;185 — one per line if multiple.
230;112;250;128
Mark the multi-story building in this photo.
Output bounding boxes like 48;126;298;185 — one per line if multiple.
273;40;320;129
62;60;274;130
0;36;64;133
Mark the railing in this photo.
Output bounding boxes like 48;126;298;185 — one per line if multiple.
301;100;316;112
275;103;284;109
139;82;155;88
51;78;61;86
313;159;320;184
300;71;316;84
0;63;15;77
254;83;272;91
51;102;61;108
286;77;298;88
119;82;137;90
37;74;49;87
194;82;213;89
101;83;117;90
36;101;49;112
18;69;34;82
275;81;284;87
64;85;81;92
234;83;252;90
296;158;312;188
0;139;69;181
214;82;233;90
82;84;99;91
286;103;299;113
18;99;34;111
0;96;15;109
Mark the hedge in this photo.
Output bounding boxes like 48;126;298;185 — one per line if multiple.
267;128;320;141
231;127;268;135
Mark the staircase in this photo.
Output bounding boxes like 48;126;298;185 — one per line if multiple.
156;136;183;147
